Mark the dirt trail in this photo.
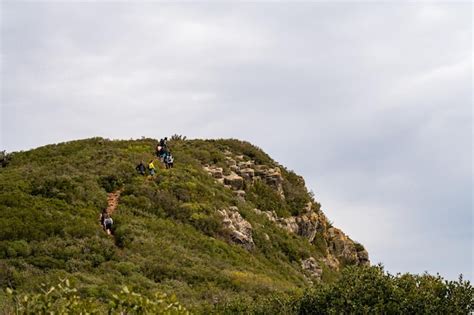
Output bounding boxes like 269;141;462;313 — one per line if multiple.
106;190;122;215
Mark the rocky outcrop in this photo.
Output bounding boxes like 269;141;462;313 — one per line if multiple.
204;148;369;271
321;254;340;270
218;207;254;250
301;257;323;280
260;167;285;199
253;205;319;243
207;166;224;179
223;172;244;190
203;157;285;200
327;227;369;266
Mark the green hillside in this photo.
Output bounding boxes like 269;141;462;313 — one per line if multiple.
0;137;471;314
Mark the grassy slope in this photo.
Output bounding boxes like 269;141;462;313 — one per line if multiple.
0;137;333;312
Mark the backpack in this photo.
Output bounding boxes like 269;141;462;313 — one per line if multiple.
104;218;113;226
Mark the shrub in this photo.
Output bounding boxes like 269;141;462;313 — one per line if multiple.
99;175;123;193
4;279;189;314
247;180;291;218
298;265;474;315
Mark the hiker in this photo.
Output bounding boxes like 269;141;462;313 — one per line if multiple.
148;159;156;176
159;138;167;148
135;161;146;175
163;137;168;148
156;145;162;157
99;209;107;227
160;147;169;161
103;214;113;235
165;153;174;169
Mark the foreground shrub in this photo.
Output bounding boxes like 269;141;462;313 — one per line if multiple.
5;278;189;314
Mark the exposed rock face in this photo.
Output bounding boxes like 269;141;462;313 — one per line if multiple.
321;255;340;270
301;257;323;280
218;207;254;250
203;159;285;200
253;206;319;243
204;149;369;272
327;227;370;266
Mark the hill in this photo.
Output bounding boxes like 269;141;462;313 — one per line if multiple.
0;137;471;314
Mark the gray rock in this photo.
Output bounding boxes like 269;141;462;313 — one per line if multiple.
218;208;254;250
301;257;323;280
223;172;244;190
239;168;255;181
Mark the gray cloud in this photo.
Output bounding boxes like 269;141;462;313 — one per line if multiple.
1;1;472;280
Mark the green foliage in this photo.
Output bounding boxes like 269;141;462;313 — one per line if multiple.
247;180;291;217
217;266;473;314
99;174;123;193
281;171;312;216
298;265;474;315
4;278;188;314
354;242;365;252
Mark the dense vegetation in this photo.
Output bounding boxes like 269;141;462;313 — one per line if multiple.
0;137;322;312
0;137;472;314
220;265;473;314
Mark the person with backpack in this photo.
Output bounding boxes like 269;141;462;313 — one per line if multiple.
103;214;113;235
148;159;156;176
165;153;174;169
135;161;146;175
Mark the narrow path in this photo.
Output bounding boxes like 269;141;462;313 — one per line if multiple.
100;189;122;236
106;190;122;215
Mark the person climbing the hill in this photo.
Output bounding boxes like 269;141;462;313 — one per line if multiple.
148;159;156;176
160;138;167;148
99;209;107;227
160;147;169;161
163;137;168;148
165;153;174;169
156;145;162;157
135;161;146;175
103;214;113;235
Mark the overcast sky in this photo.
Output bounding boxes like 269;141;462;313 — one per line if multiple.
1;1;472;281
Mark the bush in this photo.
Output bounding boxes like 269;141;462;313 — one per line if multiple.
298;265;474;315
4;279;189;314
98;174;123;193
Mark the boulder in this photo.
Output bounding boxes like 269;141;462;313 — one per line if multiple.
218;207;254;250
223;173;244;190
204;166;224;179
263;167;285;198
